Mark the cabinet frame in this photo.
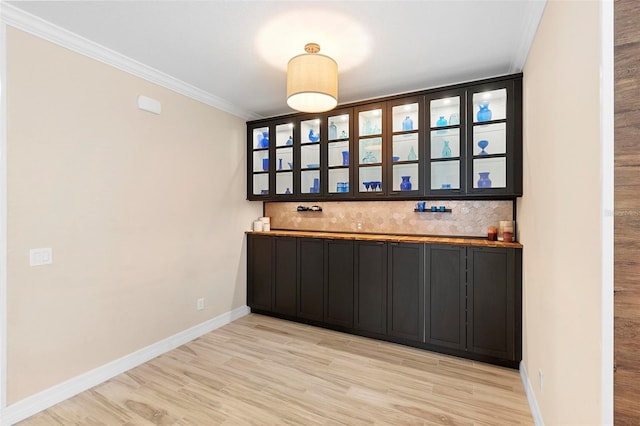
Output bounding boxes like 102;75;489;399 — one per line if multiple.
247;73;523;201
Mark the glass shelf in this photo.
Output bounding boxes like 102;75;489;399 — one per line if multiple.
275;123;294;147
430;97;460;128
253;173;269;196
301;144;320;168
328;113;349;141
328;140;349;167
431;160;460;190
430;129;460;159
252;126;269;150
359;166;382;192
301;119;321;144
276;172;293;195
392;163;419;191
473;123;506;156
392;133;419;162
359;137;382;165
473;157;506;188
359;109;382;136
472;88;507;123
392;103;419;132
328;168;350;194
301;170;320;194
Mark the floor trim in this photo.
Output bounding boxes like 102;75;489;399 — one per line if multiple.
520;360;544;426
0;305;249;426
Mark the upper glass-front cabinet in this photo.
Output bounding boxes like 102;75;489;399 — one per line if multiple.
325;109;352;197
247;74;522;201
426;91;464;194
355;104;384;196
249;125;270;197
388;97;421;195
467;79;520;196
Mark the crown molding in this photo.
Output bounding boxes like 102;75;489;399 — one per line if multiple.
509;0;547;73
0;3;261;121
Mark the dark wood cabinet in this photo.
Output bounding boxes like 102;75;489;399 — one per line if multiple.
324;239;354;328
354;241;387;334
247;234;273;311
297;238;324;321
467;246;518;361
247;73;522;201
425;245;466;350
387;242;424;342
273;237;297;316
247;233;522;368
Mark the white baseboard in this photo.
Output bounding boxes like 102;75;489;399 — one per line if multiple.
520;360;544;426
0;305;250;426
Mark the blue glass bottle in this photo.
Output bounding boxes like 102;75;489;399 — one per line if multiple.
329;122;337;140
436;116;448;127
402;116;413;131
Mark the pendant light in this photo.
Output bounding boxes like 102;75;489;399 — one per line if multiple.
287;43;338;113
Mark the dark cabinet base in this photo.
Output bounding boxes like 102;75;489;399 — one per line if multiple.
247;234;522;369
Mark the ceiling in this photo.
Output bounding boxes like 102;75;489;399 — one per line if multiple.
5;1;546;120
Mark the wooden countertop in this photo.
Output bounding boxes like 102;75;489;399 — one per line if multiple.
246;229;523;248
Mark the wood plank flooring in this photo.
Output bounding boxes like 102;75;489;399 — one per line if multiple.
18;314;533;425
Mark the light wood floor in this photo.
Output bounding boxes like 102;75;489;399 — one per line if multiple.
18;314;533;425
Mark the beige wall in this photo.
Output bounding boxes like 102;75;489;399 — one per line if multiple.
6;27;261;403
520;1;603;424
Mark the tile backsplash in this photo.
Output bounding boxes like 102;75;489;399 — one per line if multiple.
264;200;513;238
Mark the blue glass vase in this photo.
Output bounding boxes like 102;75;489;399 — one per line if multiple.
442;140;452;158
436;116;448;126
342;151;349;166
400;176;412;191
257;132;269;148
477;102;492;122
477;140;489;155
477;172;492;188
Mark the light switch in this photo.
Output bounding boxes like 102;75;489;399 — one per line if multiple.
30;248;53;266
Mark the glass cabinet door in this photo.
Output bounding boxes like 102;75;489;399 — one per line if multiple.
469;84;510;192
389;99;420;193
274;123;294;195
299;118;321;195
356;105;384;194
427;92;464;192
250;125;270;196
326;111;351;195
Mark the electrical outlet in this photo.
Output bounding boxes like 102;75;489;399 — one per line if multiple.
356;222;362;230
538;369;543;392
196;298;204;310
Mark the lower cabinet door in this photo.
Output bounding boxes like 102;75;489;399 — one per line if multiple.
324;239;354;328
297;238;324;321
467;247;516;360
425;244;466;350
247;234;273;311
387;242;424;342
273;237;297;316
354;241;387;334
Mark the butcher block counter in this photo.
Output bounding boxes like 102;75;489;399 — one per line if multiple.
245;229;523;248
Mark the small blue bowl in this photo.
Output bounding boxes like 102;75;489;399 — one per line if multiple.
306;163;320;169
392;156;400;162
